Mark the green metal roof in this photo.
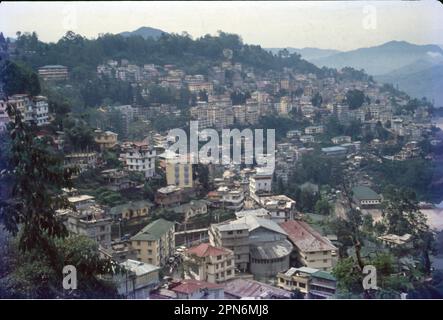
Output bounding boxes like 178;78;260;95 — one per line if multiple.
312;270;336;281
130;218;174;241
110;200;154;216
352;186;381;201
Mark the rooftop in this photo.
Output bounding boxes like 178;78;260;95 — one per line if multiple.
186;243;232;258
131;218;175;241
352;186;381;201
250;240;293;260
171;279;223;295
110;200;154;216
224;278;292;299
279;220;337;253
120;259;160;276
233;215;287;235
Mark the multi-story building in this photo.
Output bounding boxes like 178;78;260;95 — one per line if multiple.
184;243;235;283
257;194;297;222
38;65;68;81
116;259;161;299
210;215;293;278
249;168;273;202
351;186;382;208
276;266;337;299
172;200;208;221
209;220;250;272
32;96;49;126
109;200;153;222
61;195;112;248
7;94;49;126
94;129;118;150
121;142;156;179
305;125;324;135
64;152;98;173
280;220;337;271
130;218;175;266
0;99;9;132
165;157;193;188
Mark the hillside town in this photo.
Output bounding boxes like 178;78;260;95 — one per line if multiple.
1;26;443;300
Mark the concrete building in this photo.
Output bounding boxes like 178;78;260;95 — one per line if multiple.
109;200;153;222
210;215;293;279
33;96;50;126
163;279;225;299
352;186;382;208
280;220;337;271
62;195;112;248
165;158;193;188
122;142;156;179
172;200;209;221
64;152;98;173
94;129;118;150
184;243;235;283
257;195;297;223
321;146;348;157
277;266;317;295
7;94;49;126
38;65;68;81
277;267;337;299
0;99;9;132
116;259;161;299
249;168;273;202
209;220;250;272
131;218;175;266
305;125;324;135
224;278;292;299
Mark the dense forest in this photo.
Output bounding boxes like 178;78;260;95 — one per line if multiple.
10;31;323;77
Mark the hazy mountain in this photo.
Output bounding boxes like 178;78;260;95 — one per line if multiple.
375;58;443;108
119;26;167;39
310;40;443;75
266;47;340;60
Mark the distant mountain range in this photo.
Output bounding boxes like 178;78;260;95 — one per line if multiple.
270;41;443;107
119;26;167;39
309;40;443;76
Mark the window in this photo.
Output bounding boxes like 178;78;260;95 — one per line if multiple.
217;255;222;261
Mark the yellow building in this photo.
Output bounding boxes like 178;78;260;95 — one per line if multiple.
166;159;193;188
94;129;118;150
110;200;153;222
276;267;317;294
131;218;175;266
184;243;235;283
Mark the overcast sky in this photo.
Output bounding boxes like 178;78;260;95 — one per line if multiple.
1;1;442;51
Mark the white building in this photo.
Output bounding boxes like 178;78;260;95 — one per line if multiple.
249;168;273;201
121;142;156;178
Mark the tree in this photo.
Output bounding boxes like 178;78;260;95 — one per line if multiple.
314;199;332;215
0;60;41;96
332;257;363;293
345;89;365;110
0;102;120;298
1;103;72;254
311;92;323;108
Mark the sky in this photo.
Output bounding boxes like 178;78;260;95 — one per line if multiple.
1;1;443;51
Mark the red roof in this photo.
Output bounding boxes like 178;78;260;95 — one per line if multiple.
279;220;336;253
186;243;231;257
171;279;223;295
